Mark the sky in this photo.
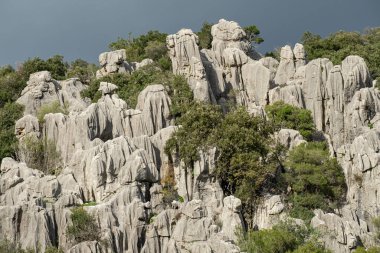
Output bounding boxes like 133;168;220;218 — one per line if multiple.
0;0;379;66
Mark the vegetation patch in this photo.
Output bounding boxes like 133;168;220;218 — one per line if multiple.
67;207;100;243
19;136;61;175
284;141;346;221
238;221;330;253
265;101;316;141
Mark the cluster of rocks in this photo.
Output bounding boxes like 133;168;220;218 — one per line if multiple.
96;49;153;78
0;18;380;253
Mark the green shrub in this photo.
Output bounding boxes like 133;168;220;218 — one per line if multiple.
165;103;223;167
284;142;346;221
197;22;213;49
265;101;316;141
238;221;329;253
66;59;97;84
301;28;380;80
109;30;168;62
67;207;100;243
0;103;24;163
19;136;61;175
353;247;380;253
45;247;64;253
81;201;97;207
165;105;280;223
37;101;68;123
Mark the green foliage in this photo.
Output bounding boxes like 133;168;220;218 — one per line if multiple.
81;201;97;207
354;247;380;253
109;30;168;62
284;142;346;221
301;28;380;80
45;247;64;253
238;221;329;253
0;55;69;108
291;242;331;253
265;101;316;141
20;136;61;175
0;103;24;162
197;22;213;49
19;55;67;80
244;25;264;45
165;103;223;167
211;107;275;196
67;207;100;243
373;216;380;241
37;101;68;123
66;59;97;84
165;105;280;223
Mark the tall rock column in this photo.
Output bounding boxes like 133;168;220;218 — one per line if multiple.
167;29;215;102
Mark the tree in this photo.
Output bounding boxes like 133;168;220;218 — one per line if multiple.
67;207;100;243
238;221;330;253
244;25;264;45
301;28;380;81
284;142;346;221
0;103;24;162
66;59;97;84
109;30;168;62
197;22;213;49
265;101;316;141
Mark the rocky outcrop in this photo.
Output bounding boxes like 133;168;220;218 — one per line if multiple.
16;71;88;116
274;45;296;86
311;208;375;253
275;129;306;150
4;18;380;253
167;29;215;102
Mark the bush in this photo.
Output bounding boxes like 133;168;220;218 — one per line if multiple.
165;105;281;224
197;22;213;49
301;28;380;80
20;136;61;175
66;59;97;84
165;103;223;167
284;142;346;221
0;103;24;163
109;30;168;62
37;101;68;123
354;247;380;253
265;101;316;141
238;221;329;253
67;207;100;243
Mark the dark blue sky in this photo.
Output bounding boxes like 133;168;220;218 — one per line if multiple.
0;0;379;66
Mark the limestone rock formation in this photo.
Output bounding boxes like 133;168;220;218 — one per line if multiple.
274;45;296;86
96;49;132;78
167;29;215;102
16;71;88;116
3;18;380;253
276;129;306;150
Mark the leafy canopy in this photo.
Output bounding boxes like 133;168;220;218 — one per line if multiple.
109;30;170;68
265;101;316;141
301;28;380;82
238;221;330;253
67;207;100;243
284;141;346;221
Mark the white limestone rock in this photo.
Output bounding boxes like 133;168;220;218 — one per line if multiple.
276;129;306;150
274;45;295;86
96;49;132;78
